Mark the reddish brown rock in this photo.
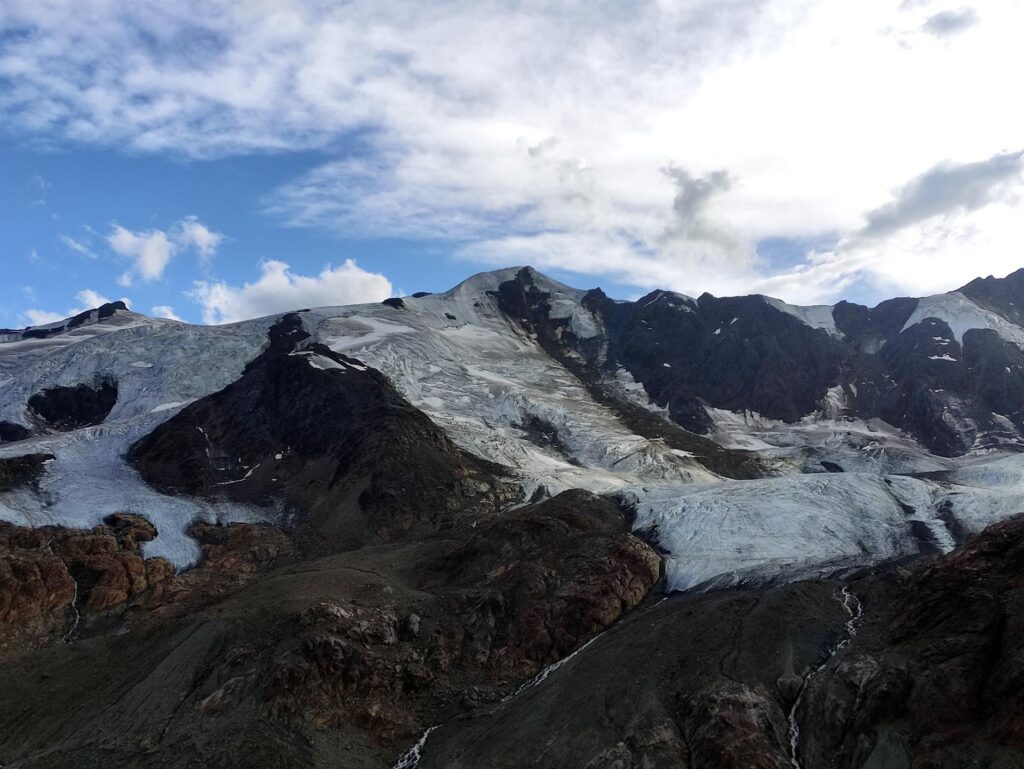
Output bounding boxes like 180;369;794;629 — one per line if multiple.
141;522;295;617
190;521;294;574
0;514;177;654
433;489;661;676
0;524;76;655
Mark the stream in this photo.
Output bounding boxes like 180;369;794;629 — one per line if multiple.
787;585;864;769
389;630;608;769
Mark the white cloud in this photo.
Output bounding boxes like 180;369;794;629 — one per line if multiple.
59;235;96;258
175;215;223;263
189;259;393;324
106;216;224;282
19;289;132;328
75;288;117;308
151;304;183;321
3;1;1024;302
107;225;177;281
21;309;66;326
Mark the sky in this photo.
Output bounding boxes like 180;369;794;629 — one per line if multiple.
1;0;1023;326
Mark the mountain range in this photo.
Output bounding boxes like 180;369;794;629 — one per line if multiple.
2;266;1023;768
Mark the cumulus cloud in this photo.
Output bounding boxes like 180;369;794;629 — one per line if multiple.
20;289;132;328
107;216;224;283
175;216;223;263
922;8;979;37
3;1;1024;303
189;259;393;324
151;304;183;321
108;225;177;283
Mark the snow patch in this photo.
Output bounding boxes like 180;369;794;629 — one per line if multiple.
903;292;1024;347
764;297;840;336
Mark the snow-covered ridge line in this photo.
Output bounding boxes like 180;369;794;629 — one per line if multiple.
5;267;1024;587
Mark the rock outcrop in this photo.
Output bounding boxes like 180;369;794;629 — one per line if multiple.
799;514;1024;769
412;516;1024;769
0;513;172;655
0;488;663;768
27;377;118;431
492;266;1024;457
0;453;52;492
432;489;661;676
129;314;519;554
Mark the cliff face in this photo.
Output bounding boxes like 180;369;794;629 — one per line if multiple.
500;266;1024;457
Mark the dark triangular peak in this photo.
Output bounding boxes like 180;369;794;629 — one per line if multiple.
129;314;514;554
958;267;1024;325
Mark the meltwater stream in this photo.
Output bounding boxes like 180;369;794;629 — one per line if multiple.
787;586;864;769
391;726;438;769
389;631;608;769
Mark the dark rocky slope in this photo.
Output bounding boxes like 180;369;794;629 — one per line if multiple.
27;377;118;431
0;514;175;657
414;515;1024;769
0;421;31;443
0;491;660;768
0;453;52;493
494;270;769;479
492;266;1024;457
129;314;518;553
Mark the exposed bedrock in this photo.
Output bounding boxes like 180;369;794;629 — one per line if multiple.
487;266;1024;458
0;490;661;768
0;453;53;493
128;314;520;554
414;515;1024;769
494;267;769;480
0;513;173;656
27;377;118;431
426;489;661;676
0;421;31;443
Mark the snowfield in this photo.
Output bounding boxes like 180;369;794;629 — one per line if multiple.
4;270;1024;586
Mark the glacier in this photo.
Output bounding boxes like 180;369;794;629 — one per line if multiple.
4;269;1024;588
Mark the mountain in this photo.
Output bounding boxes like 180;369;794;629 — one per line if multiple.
1;266;1024;768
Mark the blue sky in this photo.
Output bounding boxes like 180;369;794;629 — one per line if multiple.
0;142;658;326
1;1;1023;326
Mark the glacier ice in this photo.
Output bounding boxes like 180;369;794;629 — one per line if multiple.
5;278;1024;586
